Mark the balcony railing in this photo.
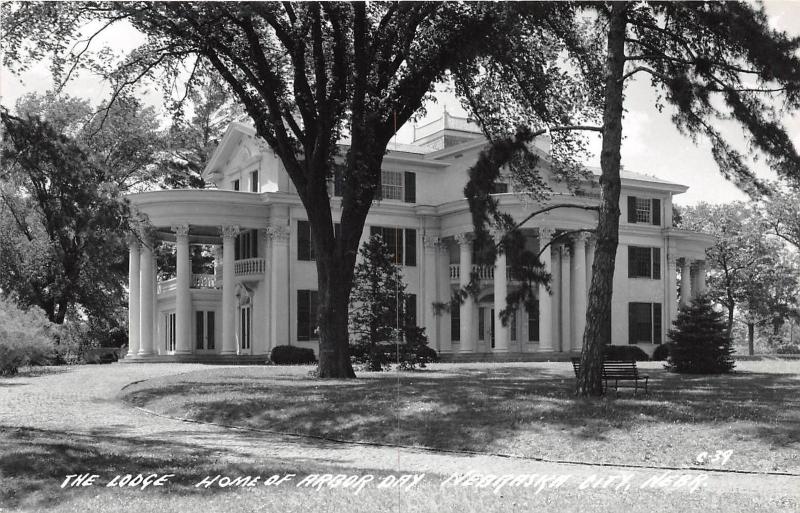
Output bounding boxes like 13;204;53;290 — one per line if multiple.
233;257;266;276
157;274;217;294
449;264;532;283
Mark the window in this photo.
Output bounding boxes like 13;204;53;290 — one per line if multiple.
240;305;251;349
628;302;662;344
297;220;314;261
165;312;176;352
528;300;540;342
379;170;416;203
250;170;259;192
478;307;485;341
298;220;340;261
492;182;509;194
628;246;661;279
196;311;215;350
370;226;416;266
510;309;517;341
451;301;460;342
235;230;258;260
233;179;240;191
627;196;661;226
297;290;319;341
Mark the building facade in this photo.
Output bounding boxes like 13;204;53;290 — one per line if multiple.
125;113;713;361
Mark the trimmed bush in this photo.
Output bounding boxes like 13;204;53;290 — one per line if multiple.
270;345;317;365
776;344;800;355
416;344;439;364
667;294;735;374
0;297;56;376
651;343;673;361
604;345;649;361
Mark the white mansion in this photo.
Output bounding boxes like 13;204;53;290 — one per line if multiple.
124;113;713;361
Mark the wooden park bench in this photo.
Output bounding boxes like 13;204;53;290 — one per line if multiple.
571;358;649;396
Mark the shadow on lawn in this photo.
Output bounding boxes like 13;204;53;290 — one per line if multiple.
123;364;799;471
0;424;360;510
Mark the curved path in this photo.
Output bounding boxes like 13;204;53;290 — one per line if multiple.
2;364;798;510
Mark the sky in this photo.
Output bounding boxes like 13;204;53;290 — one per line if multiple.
2;1;799;207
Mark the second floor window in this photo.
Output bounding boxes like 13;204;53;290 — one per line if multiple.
370;226;416;266
627;196;662;226
250;170;259;192
628;246;661;279
235;229;258;260
377;170;416;203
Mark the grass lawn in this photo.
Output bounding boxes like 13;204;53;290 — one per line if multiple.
122;360;800;474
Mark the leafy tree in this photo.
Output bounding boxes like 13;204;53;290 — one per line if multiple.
667;294;735;374
349;234;414;371
161;79;245;189
761;182;800;251
457;2;800;395
1;1;561;377
14;91;165;192
0;110;130;324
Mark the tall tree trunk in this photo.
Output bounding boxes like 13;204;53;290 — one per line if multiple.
577;2;628;396
748;323;755;355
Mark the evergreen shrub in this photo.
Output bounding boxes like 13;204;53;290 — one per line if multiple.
667;294;735;374
270;345;317;365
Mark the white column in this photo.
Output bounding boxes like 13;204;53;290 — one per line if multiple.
268;225;290;345
173;224;192;354
423;235;440;351
260;229;272;353
572;234;588;351
455;233;474;352
696;260;707;295
221;225;239;354
680;258;691;306
493;246;509;352
538;228;554;351
560;244;571;352
585;235;596;293
666;241;678;326
138;239;155;356
127;236;140;357
437;240;452;352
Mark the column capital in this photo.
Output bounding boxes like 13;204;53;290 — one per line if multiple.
573;231;591;244
538;227;554;240
560;244;572;258
220;225;240;240
172;224;190;240
126;233;141;248
266;225;290;241
454;232;473;246
423;235;441;249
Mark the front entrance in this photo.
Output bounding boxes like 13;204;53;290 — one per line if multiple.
195;310;216;352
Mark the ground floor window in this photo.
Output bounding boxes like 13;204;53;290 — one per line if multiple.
451;302;460;342
196;311;215;350
297;290;318;341
528;300;540;342
165;312;176;352
628;302;662;344
240;305;251;350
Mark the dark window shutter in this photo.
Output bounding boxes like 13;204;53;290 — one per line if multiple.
333;165;344;197
297;290;309;341
652;198;661;226
628;303;636;344
451;303;460;341
207;311;215;349
309;291;318;339
235;234;240;260
253;229;259;258
652;247;661;279
298;220;311;261
628;246;635;278
405;294;417;328
528;300;540;341
628;196;637;223
405;229;416;266
653;303;662;344
404;172;416;203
